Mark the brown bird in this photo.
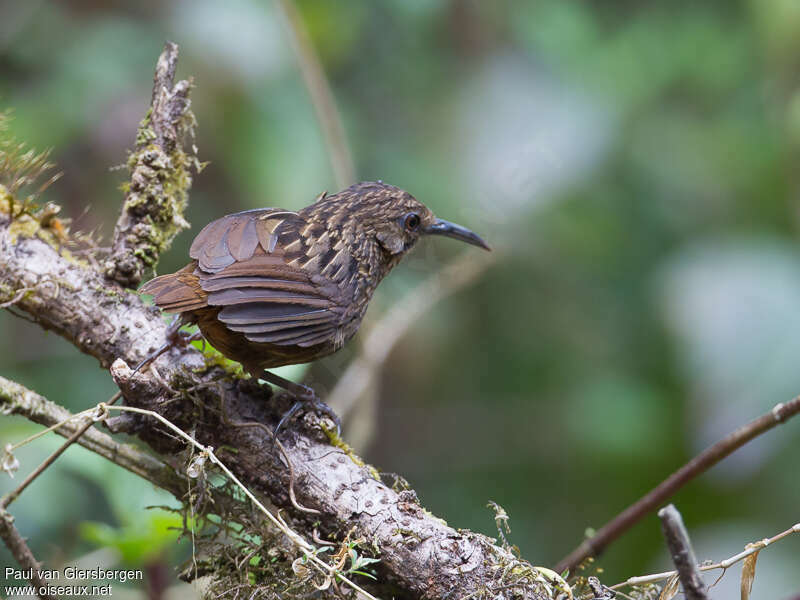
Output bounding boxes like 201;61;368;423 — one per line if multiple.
140;181;489;432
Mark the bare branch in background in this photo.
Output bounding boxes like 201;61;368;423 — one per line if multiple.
328;249;497;422
274;0;356;188
658;504;708;600
556;396;800;574
0;392;120;510
0;508;56;599
0;377;186;497
603;521;800;595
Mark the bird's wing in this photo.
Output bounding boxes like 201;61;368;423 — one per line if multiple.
191;208;347;348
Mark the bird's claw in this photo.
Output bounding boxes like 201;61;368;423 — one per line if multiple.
274;386;342;440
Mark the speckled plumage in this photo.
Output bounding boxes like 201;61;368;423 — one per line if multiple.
140;181;489;377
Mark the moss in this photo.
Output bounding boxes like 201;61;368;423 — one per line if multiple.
2;187;91;270
7;215;86;268
6;212;40;244
134;108;156;147
113;100;200;278
171;474;332;600
186;340;247;379
119;129;196;270
92;284;124;300
1;185;12;214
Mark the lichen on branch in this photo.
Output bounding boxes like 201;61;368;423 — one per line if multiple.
0;42;554;600
104;41;202;288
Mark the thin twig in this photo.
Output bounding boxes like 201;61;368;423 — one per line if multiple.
0;508;56;599
556;396;800;574
99;403;378;600
1;392;121;509
0;376;187;498
274;0;356;188
0;279;57;309
226;418;320;515
608;521;800;590
658;504;708;600
0;286;32;308
327;249;496;418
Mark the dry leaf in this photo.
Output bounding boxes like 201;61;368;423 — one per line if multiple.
291;557;309;578
740;547;761;600
659;573;680;600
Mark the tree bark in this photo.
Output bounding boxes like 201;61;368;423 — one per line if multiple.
0;44;551;600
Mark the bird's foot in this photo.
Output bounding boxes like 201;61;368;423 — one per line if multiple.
134;315;201;373
276;387;342;439
257;370;342;439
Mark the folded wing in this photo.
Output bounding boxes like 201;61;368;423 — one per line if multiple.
142;208;345;348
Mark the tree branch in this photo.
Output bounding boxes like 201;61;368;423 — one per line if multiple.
0;44;551;599
607;520;800;591
0;399;113;510
0;508;56;600
104;41;197;288
556;396;800;574
658;504;708;600
0;377;186;497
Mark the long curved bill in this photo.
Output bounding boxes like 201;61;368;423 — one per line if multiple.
425;218;491;251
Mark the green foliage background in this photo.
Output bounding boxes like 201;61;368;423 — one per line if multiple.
1;1;799;597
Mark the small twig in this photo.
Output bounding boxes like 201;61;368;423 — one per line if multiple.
555;396;800;574
327;249;496;418
1;392;121;509
0;376;187;498
0;286;32;308
226;418;320;515
658;504;708;600
274;0;355;188
0;279;57;309
100;403;377;600
0;508;56;599
585;576;612;600
602;521;800;593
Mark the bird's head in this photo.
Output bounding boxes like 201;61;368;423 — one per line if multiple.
308;181;490;258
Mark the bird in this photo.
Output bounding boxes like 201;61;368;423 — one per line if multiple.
139;181;490;433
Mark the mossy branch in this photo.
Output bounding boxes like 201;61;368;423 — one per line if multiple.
0;43;553;600
0;376;186;495
104;41;200;288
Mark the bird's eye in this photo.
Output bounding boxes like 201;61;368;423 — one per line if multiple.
404;212;421;232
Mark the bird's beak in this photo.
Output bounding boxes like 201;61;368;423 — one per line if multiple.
424;218;491;251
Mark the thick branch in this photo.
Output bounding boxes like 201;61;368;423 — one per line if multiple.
0;50;548;599
0;227;549;597
104;41;196;288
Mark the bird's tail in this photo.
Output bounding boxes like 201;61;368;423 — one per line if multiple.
139;264;207;313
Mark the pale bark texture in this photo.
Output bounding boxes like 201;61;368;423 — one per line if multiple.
0;43;552;600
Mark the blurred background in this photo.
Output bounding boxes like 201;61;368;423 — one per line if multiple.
2;0;800;598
